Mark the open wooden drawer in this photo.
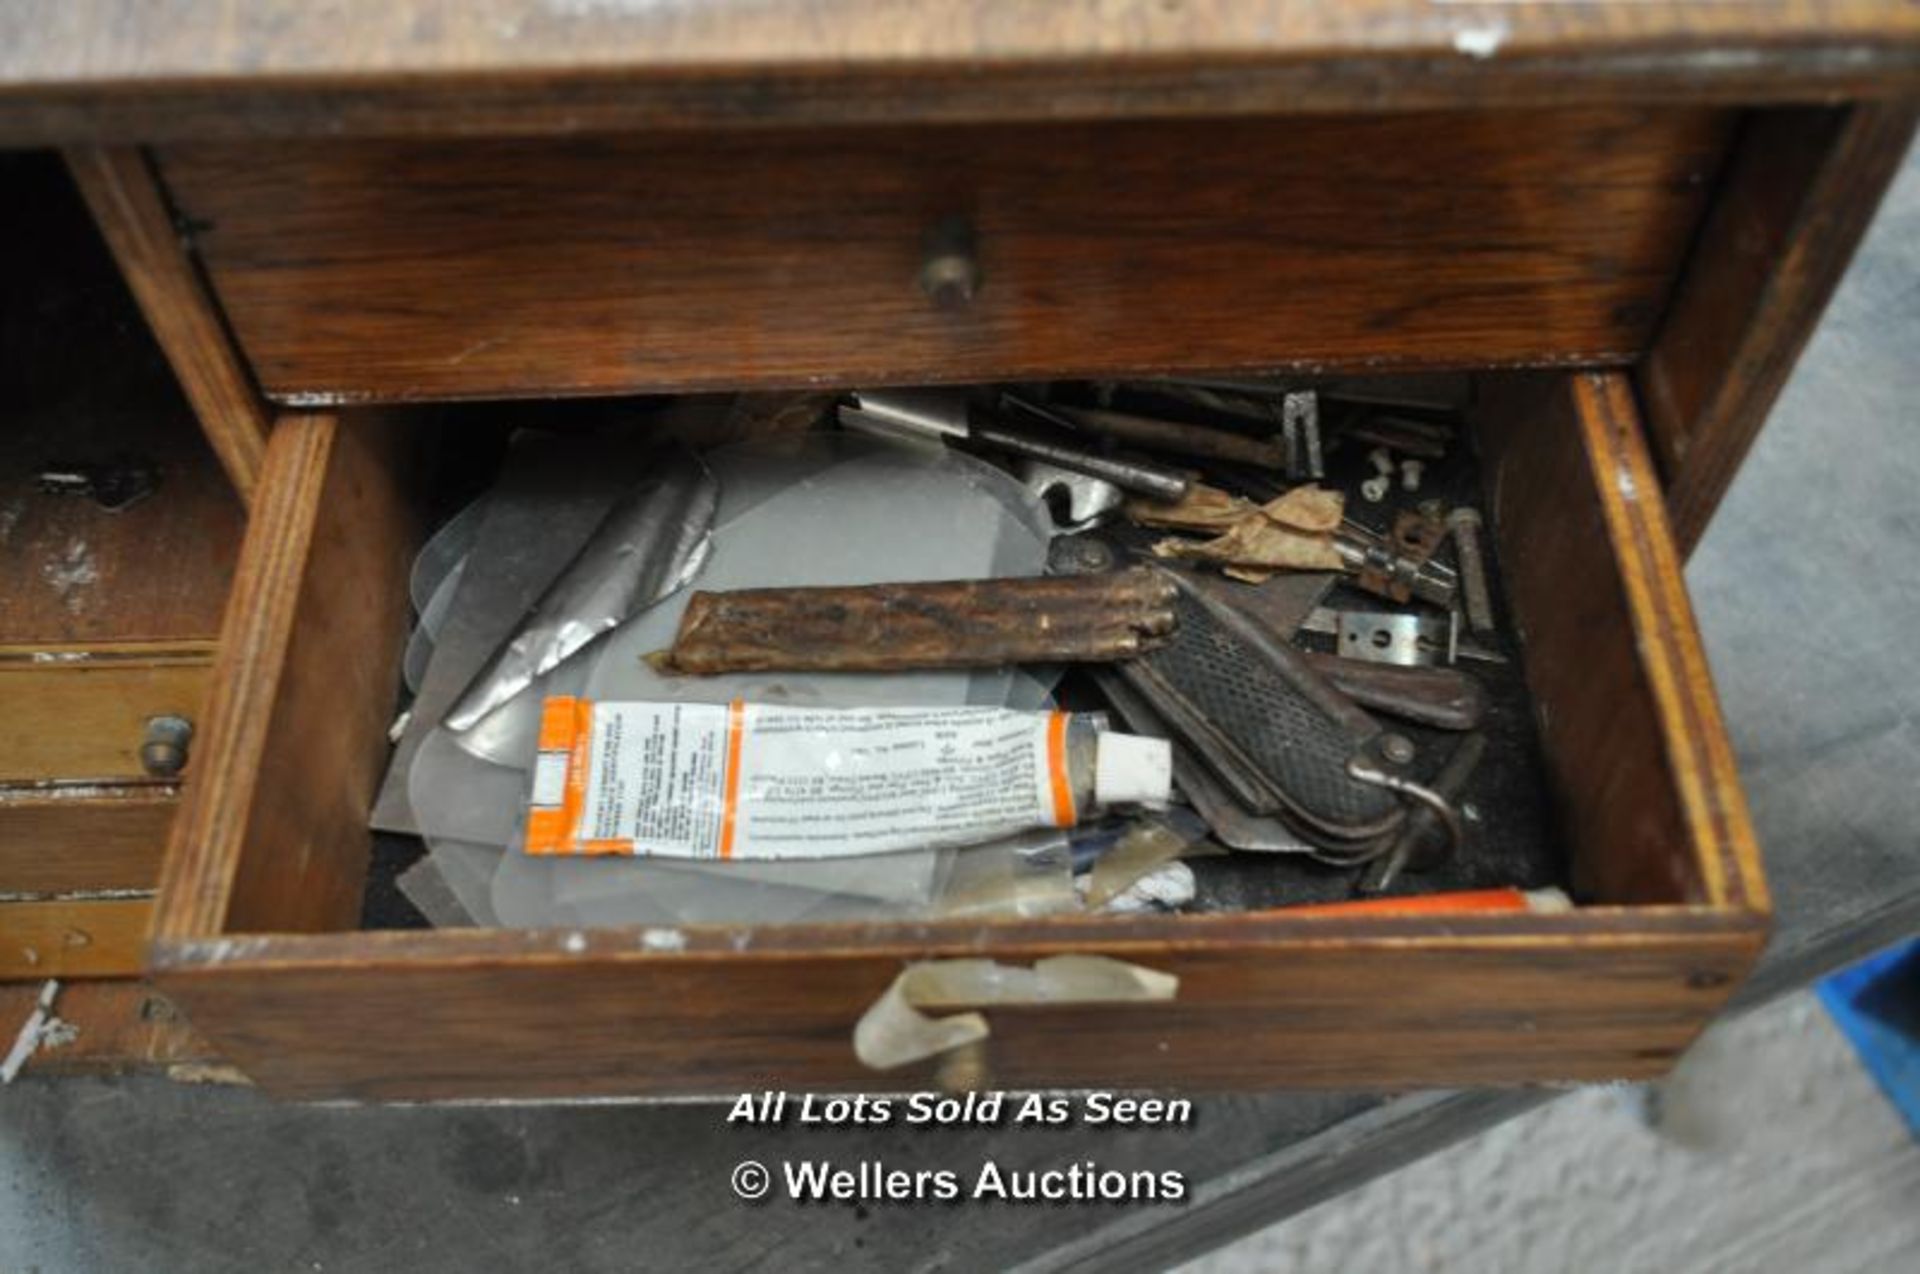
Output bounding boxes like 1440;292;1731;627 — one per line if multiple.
145;367;1766;1101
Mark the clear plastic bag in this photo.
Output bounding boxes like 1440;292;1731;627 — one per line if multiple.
405;431;1060;929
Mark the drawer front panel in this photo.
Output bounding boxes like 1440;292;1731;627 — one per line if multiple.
0;786;175;894
155;920;1759;1101
156;108;1731;402
1;896;151;980
0;658;210;783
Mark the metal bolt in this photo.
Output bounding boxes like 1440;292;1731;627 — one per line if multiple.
140;715;194;777
1400;459;1425;492
1379;733;1417;766
1445;508;1496;635
1283;391;1323;481
1367;447;1396;476
1360;474;1391;503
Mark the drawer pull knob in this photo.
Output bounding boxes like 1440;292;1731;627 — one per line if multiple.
140;715;195;777
854;955;1178;1073
918;216;981;310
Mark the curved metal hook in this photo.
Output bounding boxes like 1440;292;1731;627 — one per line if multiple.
1344;759;1466;866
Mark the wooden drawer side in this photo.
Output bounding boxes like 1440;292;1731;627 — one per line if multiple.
1478;373;1767;912
153;412;420;943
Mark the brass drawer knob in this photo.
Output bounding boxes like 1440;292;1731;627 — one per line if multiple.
919;216;981;310
140;715;195;777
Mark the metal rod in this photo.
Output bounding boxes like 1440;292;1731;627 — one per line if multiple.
844;391;1191;502
1039;402;1286;469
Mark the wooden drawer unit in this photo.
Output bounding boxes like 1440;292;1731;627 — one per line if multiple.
12;4;1917;1100
0;153;235;1074
138;370;1766;1100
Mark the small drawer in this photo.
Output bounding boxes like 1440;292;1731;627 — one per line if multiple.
0;653;211;785
147;369;1766;1101
0;151;238;1077
151;107;1732;404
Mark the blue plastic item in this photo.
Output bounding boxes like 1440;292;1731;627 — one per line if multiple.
1818;936;1920;1138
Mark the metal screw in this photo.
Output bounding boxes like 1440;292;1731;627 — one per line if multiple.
1047;536;1116;577
919;216;982;310
1360;474;1391;503
1400;459;1425;492
1379;733;1417;766
1445;508;1496;635
140;715;194;777
935;1040;993;1094
139;996;181;1023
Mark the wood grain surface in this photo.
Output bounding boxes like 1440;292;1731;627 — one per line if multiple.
0;654;211;784
1639;101;1920;553
1570;374;1770;911
64;147;270;500
663;571;1178;674
153;413;419;943
1;896;152;980
0;151;245;648
0;2;1916;142
147;380;1767;1097
0;979;213;1075
154;109;1731;401
1479;372;1766;911
151;912;1761;1100
0;786;176;895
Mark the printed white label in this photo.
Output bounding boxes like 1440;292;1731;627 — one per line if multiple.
530;751;570;808
526;699;1073;859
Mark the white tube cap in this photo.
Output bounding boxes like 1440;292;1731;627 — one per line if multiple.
1094;733;1174;808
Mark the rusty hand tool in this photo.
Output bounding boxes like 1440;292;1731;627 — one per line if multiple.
655;569;1178;674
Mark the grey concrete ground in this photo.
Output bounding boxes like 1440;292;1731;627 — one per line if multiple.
3;145;1917;1274
1184;993;1920;1274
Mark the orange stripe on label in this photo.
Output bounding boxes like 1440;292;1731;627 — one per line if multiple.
524;808;568;855
536;695;580;750
562;698;593;856
1046;711;1077;828
717;699;746;860
525;696;595;856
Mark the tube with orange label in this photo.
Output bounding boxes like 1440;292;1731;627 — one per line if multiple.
522;698;1171;860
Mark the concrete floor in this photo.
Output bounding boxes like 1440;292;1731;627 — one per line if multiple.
1182;993;1920;1274
4;143;1918;1274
